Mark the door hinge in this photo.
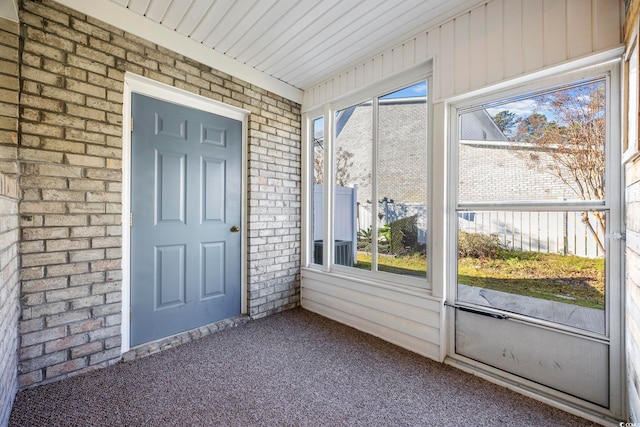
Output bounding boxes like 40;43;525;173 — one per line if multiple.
130;117;133;132
130;212;133;227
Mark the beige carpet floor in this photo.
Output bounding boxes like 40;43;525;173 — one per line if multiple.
9;308;595;426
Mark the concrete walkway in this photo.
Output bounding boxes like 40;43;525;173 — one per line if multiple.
457;284;605;334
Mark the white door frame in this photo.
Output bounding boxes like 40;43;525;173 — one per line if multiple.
121;72;250;352
444;52;625;421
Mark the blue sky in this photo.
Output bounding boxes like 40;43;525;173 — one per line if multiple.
382;81;427;99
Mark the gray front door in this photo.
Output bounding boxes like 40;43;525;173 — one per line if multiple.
130;93;242;346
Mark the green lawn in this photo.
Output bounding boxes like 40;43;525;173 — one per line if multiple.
355;253;427;277
355;249;605;309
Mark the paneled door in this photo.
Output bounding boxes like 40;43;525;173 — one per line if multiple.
130;93;242;346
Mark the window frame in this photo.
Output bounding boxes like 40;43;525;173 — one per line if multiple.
451;63;619;214
448;60;623;338
304;71;433;290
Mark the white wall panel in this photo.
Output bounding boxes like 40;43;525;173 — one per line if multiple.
362;60;373;88
404;39;416;69
347;69;357;95
485;0;504;86
303;300;441;359
454;13;470;94
338;73;348;99
303;289;438;342
439;21;455;100
567;0;593;59
523;0;544;73
301;269;442;360
415;32;428;63
503;0;523;79
302;0;623;110
595;0;622;51
372;55;384;82
468;7;487;89
543;0;568;67
383;49;394;76
427;27;440;100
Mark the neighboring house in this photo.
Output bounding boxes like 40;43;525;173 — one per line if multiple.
336;98;428;207
460;109;507;142
0;0;637;426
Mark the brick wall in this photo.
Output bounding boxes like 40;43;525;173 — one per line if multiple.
458;143;575;202
0;175;19;427
335;100;428;205
17;0;300;388
0;15;19;427
0;16;18;175
627;158;640;421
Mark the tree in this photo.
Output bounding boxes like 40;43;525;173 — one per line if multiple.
313;141;354;186
492;110;517;134
313;139;324;184
335;146;354;186
515;81;606;252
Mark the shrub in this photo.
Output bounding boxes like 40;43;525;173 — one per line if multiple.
389;216;418;255
458;231;501;259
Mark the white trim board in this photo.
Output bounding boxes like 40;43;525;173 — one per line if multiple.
54;0;303;104
0;0;18;22
121;72;249;352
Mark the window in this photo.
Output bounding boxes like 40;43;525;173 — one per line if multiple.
333;100;372;269
455;75;614;334
311;117;325;265
309;79;430;285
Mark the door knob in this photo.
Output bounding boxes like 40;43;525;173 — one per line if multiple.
230;225;240;232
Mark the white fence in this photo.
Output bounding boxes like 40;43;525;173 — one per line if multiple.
358;204;604;259
357;203;428;244
457;210;605;258
324;186;604;259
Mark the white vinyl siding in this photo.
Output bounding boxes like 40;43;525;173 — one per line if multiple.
301;269;441;360
303;0;622;110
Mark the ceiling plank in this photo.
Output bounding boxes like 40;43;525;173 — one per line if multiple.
145;0;173;22
283;0;461;88
127;0;151;15
202;0;273;48
227;0;303;61
279;0;439;82
206;0;279;53
189;0;236;42
159;0;194;29
239;0;341;66
266;0;400;79
175;0;216;37
254;0;366;72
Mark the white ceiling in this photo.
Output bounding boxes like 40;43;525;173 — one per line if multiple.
105;0;483;92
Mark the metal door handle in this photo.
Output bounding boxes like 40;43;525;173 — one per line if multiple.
230;225;240;232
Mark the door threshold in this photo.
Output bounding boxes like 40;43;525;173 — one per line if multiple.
123;315;251;362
